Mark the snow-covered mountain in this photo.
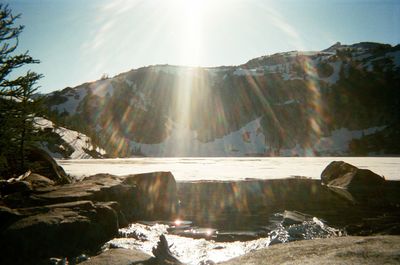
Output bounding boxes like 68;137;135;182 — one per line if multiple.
44;42;400;157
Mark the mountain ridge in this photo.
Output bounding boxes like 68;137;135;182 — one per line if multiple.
43;42;400;157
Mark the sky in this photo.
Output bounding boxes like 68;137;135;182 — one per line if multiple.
4;0;400;94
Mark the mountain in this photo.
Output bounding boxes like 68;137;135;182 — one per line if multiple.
43;42;400;157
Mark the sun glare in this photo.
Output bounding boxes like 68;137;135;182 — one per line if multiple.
167;0;230;66
171;0;209;66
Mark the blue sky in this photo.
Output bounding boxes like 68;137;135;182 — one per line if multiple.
5;0;400;93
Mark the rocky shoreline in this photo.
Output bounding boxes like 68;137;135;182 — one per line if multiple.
220;235;400;265
76;235;400;265
0;170;178;264
0;160;399;264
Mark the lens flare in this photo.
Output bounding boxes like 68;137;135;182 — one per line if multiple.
83;1;329;157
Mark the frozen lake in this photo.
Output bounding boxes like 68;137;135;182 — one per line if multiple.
58;157;400;181
58;157;400;264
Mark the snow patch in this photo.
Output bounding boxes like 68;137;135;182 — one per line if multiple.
150;65;202;76
205;67;230;77
282;51;334;58
314;126;387;155
353;52;372;61
90;80;114;97
126;118;386;157
387;50;400;68
125;78;134;87
129;118;266;156
361;51;399;72
233;68;263;76
130;91;149;112
268;126;386;157
50;87;87;114
35;117;106;159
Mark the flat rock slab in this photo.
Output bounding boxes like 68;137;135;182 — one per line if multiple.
0;172;178;263
0;201;118;263
41;171;178;220
4;172;178;221
80;248;152;265
219;235;400;265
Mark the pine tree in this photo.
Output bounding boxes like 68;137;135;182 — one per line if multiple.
0;4;43;176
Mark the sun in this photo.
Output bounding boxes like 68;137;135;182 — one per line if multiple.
170;0;208;66
172;0;209;15
168;0;220;66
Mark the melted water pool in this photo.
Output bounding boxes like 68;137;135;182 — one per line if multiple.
105;212;342;265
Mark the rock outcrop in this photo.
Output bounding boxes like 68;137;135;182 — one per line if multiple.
26;147;72;184
0;201;118;264
3;172;178;220
0;147;71;184
0;179;32;195
0;171;179;264
219;235;400;265
22;172;55;188
321;161;385;189
319;161;396;209
79;248;152;265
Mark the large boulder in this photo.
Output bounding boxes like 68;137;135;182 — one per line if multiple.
123;171;178;220
0;180;32;195
321;161;385;189
26;147;72;184
320;161;395;210
0;201;118;264
22;172;55;188
0;173;55;204
0;206;21;231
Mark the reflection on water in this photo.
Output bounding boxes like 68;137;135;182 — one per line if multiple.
105;211;341;265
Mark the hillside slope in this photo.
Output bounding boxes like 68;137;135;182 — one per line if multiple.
35;117;106;159
44;42;400;157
